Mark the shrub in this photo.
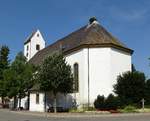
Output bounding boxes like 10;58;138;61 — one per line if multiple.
83;106;96;111
121;105;137;113
69;106;96;112
69;107;84;113
145;79;150;105
94;94;119;110
105;94;119;110
94;95;105;110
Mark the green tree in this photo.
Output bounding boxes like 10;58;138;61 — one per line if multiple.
3;68;18;108
114;71;146;106
0;46;9;104
145;79;150;105
4;52;35;109
11;52;27;107
36;53;73;113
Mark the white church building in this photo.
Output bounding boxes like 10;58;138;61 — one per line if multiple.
23;18;133;112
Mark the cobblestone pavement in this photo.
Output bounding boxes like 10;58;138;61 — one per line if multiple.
0;109;150;121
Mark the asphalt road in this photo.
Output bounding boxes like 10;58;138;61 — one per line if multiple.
0;109;150;121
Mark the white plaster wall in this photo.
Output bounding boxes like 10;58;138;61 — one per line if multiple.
65;48;114;105
88;47;132;104
65;49;86;106
17;97;28;109
24;30;45;61
88;48;111;104
24;43;30;61
29;92;45;112
65;47;131;106
110;48;132;91
29;92;75;112
30;30;45;60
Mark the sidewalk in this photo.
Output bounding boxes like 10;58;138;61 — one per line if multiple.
10;110;150;118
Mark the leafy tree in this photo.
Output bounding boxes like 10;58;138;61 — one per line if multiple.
13;52;35;108
145;79;150;105
3;68;18;108
0;46;9;72
0;46;9;104
11;52;27;107
36;53;73;113
3;52;35;109
114;71;146;106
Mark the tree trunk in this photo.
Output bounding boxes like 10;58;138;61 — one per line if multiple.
27;92;30;110
54;95;57;113
44;92;47;112
13;96;16;109
2;96;4;105
19;98;21;110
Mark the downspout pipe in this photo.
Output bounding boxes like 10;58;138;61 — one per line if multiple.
87;47;90;109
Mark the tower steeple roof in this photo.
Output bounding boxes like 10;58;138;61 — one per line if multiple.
24;30;41;45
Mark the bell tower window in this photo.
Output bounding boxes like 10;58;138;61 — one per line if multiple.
36;44;40;51
26;53;28;57
27;45;29;51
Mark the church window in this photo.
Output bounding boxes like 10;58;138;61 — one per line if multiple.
26;53;28;57
73;63;79;92
36;93;39;104
36;44;40;51
27;45;29;51
37;34;39;37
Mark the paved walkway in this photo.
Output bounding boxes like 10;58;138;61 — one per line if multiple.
11;109;150;118
1;109;150;121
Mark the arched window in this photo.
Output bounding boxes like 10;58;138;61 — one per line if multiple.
73;63;79;92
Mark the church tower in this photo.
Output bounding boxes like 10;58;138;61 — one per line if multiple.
24;30;45;61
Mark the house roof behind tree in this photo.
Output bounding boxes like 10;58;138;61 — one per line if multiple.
29;17;133;65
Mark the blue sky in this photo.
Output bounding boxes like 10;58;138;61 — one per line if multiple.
0;0;150;77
